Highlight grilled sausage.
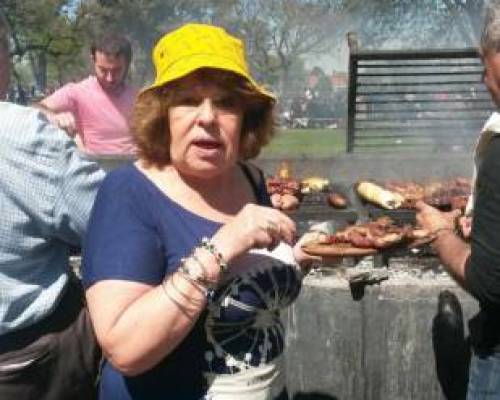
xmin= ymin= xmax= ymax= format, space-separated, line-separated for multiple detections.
xmin=270 ymin=193 xmax=282 ymax=209
xmin=327 ymin=192 xmax=348 ymax=208
xmin=280 ymin=194 xmax=300 ymax=211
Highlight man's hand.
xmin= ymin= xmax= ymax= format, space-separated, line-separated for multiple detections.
xmin=415 ymin=201 xmax=461 ymax=234
xmin=458 ymin=216 xmax=472 ymax=239
xmin=415 ymin=201 xmax=470 ymax=286
xmin=49 ymin=111 xmax=78 ymax=136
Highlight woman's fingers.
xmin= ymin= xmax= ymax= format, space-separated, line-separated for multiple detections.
xmin=212 ymin=204 xmax=297 ymax=260
xmin=260 ymin=217 xmax=294 ymax=248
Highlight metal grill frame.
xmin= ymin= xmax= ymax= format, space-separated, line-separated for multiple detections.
xmin=347 ymin=46 xmax=494 ymax=152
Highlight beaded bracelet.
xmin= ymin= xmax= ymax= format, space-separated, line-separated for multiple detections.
xmin=200 ymin=237 xmax=229 ymax=275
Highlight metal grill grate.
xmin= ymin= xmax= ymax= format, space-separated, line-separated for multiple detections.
xmin=346 ymin=45 xmax=495 ymax=152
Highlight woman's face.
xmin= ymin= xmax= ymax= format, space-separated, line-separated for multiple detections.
xmin=168 ymin=77 xmax=244 ymax=179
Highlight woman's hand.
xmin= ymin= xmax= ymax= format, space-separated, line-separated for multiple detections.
xmin=211 ymin=203 xmax=297 ymax=263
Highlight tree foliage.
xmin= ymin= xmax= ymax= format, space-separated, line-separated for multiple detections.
xmin=0 ymin=0 xmax=493 ymax=96
xmin=79 ymin=0 xmax=215 ymax=83
xmin=77 ymin=0 xmax=339 ymax=96
xmin=1 ymin=0 xmax=85 ymax=90
xmin=209 ymin=0 xmax=338 ymax=96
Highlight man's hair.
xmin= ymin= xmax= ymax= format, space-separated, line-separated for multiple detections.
xmin=481 ymin=1 xmax=500 ymax=56
xmin=91 ymin=33 xmax=132 ymax=65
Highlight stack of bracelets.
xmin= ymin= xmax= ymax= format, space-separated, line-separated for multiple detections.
xmin=170 ymin=237 xmax=229 ymax=302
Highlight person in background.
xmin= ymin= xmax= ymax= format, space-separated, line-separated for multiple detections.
xmin=82 ymin=23 xmax=320 ymax=400
xmin=0 ymin=12 xmax=104 ymax=400
xmin=15 ymin=83 xmax=26 ymax=105
xmin=37 ymin=33 xmax=137 ymax=155
xmin=416 ymin=2 xmax=500 ymax=398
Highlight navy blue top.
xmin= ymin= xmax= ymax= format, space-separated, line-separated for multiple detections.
xmin=82 ymin=164 xmax=302 ymax=399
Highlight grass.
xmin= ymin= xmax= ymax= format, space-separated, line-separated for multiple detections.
xmin=260 ymin=128 xmax=468 ymax=156
xmin=260 ymin=128 xmax=347 ymax=158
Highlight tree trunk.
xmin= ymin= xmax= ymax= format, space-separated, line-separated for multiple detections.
xmin=29 ymin=51 xmax=47 ymax=92
xmin=279 ymin=64 xmax=291 ymax=100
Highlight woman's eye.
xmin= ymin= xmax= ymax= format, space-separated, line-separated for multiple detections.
xmin=215 ymin=96 xmax=237 ymax=109
xmin=176 ymin=96 xmax=200 ymax=106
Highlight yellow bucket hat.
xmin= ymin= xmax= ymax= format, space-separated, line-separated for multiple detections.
xmin=142 ymin=23 xmax=274 ymax=100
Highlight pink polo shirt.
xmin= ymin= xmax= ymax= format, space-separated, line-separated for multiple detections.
xmin=43 ymin=76 xmax=137 ymax=155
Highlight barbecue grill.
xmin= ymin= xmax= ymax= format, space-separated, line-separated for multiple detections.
xmin=346 ymin=33 xmax=495 ymax=152
xmin=276 ymin=168 xmax=473 ymax=269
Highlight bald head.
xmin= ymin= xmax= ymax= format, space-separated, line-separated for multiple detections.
xmin=0 ymin=13 xmax=10 ymax=99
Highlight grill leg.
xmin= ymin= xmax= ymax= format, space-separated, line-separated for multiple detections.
xmin=373 ymin=253 xmax=389 ymax=268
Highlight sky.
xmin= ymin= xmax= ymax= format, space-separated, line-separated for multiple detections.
xmin=63 ymin=0 xmax=81 ymax=19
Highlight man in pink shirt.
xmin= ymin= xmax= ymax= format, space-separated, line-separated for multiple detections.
xmin=38 ymin=33 xmax=137 ymax=155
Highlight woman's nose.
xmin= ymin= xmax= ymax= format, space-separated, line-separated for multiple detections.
xmin=197 ymin=98 xmax=216 ymax=124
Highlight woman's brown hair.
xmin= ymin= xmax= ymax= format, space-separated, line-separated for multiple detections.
xmin=132 ymin=68 xmax=275 ymax=168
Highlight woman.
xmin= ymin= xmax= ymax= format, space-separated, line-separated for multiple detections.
xmin=82 ymin=23 xmax=316 ymax=400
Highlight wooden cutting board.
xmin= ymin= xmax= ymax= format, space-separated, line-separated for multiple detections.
xmin=301 ymin=242 xmax=378 ymax=257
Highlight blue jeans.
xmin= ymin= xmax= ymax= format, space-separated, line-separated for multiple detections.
xmin=467 ymin=352 xmax=500 ymax=399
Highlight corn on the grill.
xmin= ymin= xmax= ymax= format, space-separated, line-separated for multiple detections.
xmin=356 ymin=181 xmax=405 ymax=210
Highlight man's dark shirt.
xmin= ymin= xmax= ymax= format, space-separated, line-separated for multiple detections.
xmin=465 ymin=135 xmax=500 ymax=353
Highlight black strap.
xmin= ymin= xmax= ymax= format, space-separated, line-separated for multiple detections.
xmin=239 ymin=162 xmax=269 ymax=205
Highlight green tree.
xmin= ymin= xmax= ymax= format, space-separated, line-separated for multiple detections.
xmin=209 ymin=0 xmax=337 ymax=97
xmin=80 ymin=0 xmax=349 ymax=95
xmin=1 ymin=0 xmax=85 ymax=91
xmin=79 ymin=0 xmax=214 ymax=84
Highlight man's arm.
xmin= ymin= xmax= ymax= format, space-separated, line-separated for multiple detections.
xmin=35 ymin=85 xmax=78 ymax=136
xmin=431 ymin=228 xmax=471 ymax=287
xmin=417 ymin=137 xmax=500 ymax=308
xmin=462 ymin=136 xmax=500 ymax=308
xmin=415 ymin=202 xmax=470 ymax=287
xmin=52 ymin=134 xmax=104 ymax=242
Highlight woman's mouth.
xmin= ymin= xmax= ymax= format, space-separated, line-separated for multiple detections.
xmin=191 ymin=139 xmax=224 ymax=159
xmin=192 ymin=139 xmax=222 ymax=150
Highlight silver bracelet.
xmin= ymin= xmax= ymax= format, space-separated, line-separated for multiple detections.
xmin=177 ymin=256 xmax=217 ymax=302
xmin=178 ymin=257 xmax=209 ymax=284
